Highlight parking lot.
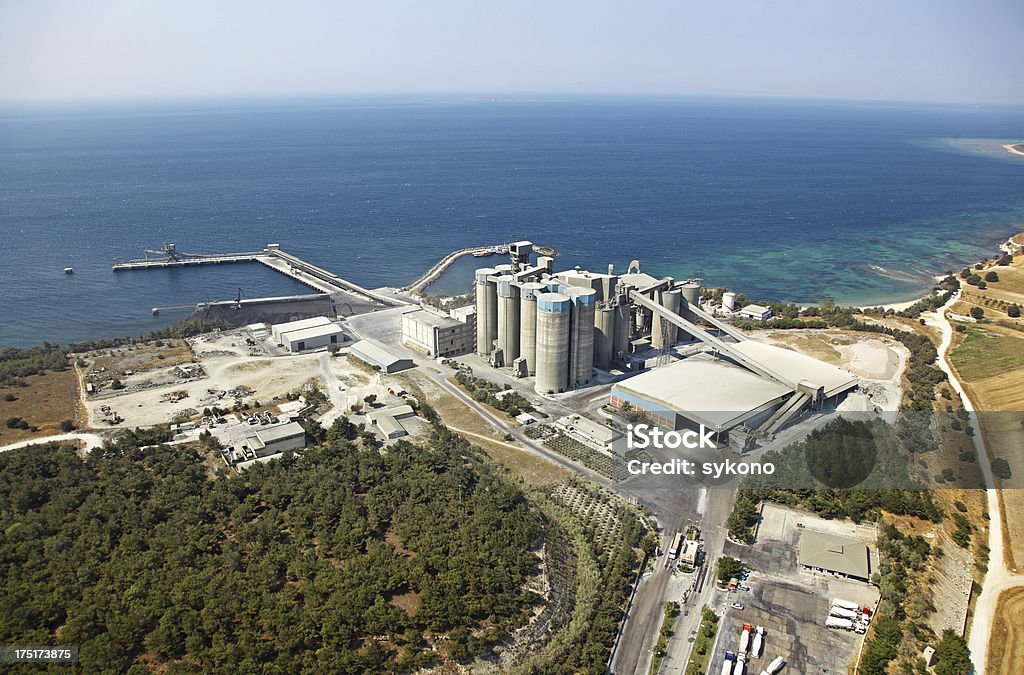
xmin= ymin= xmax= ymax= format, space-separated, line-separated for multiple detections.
xmin=706 ymin=504 xmax=880 ymax=674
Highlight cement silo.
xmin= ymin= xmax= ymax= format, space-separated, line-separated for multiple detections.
xmin=613 ymin=297 xmax=631 ymax=361
xmin=594 ymin=305 xmax=616 ymax=370
xmin=475 ymin=268 xmax=498 ymax=355
xmin=567 ymin=287 xmax=597 ymax=386
xmin=535 ymin=292 xmax=571 ymax=394
xmin=651 ymin=289 xmax=680 ymax=349
xmin=519 ymin=282 xmax=547 ymax=375
xmin=679 ymin=281 xmax=701 ymax=324
xmin=496 ymin=275 xmax=520 ymax=365
xmin=723 ymin=291 xmax=737 ymax=312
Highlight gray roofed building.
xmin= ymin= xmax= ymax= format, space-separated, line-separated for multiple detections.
xmin=349 ymin=340 xmax=415 ymax=373
xmin=798 ymin=530 xmax=872 ymax=581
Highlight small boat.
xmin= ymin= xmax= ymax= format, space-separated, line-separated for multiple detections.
xmin=472 ymin=249 xmax=494 ymax=257
xmin=64 ymin=267 xmax=74 ymax=275
xmin=495 ymin=245 xmax=509 ymax=255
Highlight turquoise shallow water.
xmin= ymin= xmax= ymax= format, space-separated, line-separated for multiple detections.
xmin=0 ymin=96 xmax=1022 ymax=347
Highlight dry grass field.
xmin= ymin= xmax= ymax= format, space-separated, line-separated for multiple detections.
xmin=0 ymin=369 xmax=81 ymax=444
xmin=949 ymin=241 xmax=1024 ymax=569
xmin=405 ymin=373 xmax=571 ymax=487
xmin=987 ymin=585 xmax=1024 ymax=675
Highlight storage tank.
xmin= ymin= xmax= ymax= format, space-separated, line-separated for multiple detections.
xmin=652 ymin=288 xmax=680 ymax=349
xmin=567 ymin=287 xmax=596 ymax=386
xmin=535 ymin=292 xmax=571 ymax=394
xmin=475 ymin=268 xmax=498 ymax=355
xmin=679 ymin=281 xmax=701 ymax=326
xmin=723 ymin=291 xmax=737 ymax=312
xmin=496 ymin=275 xmax=520 ymax=364
xmin=594 ymin=305 xmax=616 ymax=370
xmin=519 ymin=282 xmax=547 ymax=375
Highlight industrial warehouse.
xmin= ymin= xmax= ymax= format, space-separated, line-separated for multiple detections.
xmin=473 ymin=241 xmax=857 ymax=445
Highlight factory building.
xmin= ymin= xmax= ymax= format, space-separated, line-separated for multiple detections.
xmin=474 ymin=244 xmax=857 ymax=436
xmin=349 ymin=340 xmax=415 ymax=373
xmin=401 ymin=305 xmax=476 ymax=357
xmin=269 ymin=316 xmax=345 ymax=353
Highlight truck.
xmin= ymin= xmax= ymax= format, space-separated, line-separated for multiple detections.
xmin=826 ymin=616 xmax=854 ymax=630
xmin=832 ymin=598 xmax=860 ymax=612
xmin=751 ymin=626 xmax=764 ymax=657
xmin=736 ymin=653 xmax=747 ymax=675
xmin=829 ymin=606 xmax=859 ymax=621
xmin=739 ymin=624 xmax=752 ymax=653
xmin=766 ymin=655 xmax=786 ymax=674
xmin=721 ymin=650 xmax=737 ymax=675
xmin=669 ymin=532 xmax=684 ymax=560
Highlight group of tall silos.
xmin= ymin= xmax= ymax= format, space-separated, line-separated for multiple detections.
xmin=475 ymin=264 xmax=698 ymax=394
xmin=476 ymin=268 xmax=601 ymax=395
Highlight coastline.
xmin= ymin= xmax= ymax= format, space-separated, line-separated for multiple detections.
xmin=1003 ymin=143 xmax=1024 ymax=158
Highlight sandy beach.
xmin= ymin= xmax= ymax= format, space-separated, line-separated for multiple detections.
xmin=1003 ymin=143 xmax=1024 ymax=158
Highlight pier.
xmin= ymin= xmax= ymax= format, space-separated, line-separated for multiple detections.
xmin=405 ymin=244 xmax=503 ymax=294
xmin=113 ymin=243 xmax=406 ymax=308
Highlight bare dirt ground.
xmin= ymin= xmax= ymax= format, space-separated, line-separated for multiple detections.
xmin=80 ymin=331 xmax=395 ymax=430
xmin=0 ymin=369 xmax=81 ymax=444
xmin=988 ymin=585 xmax=1024 ymax=675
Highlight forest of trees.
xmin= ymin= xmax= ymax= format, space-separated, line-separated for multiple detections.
xmin=0 ymin=344 xmax=68 ymax=387
xmin=0 ymin=422 xmax=543 ymax=672
xmin=726 ymin=417 xmax=943 ymax=541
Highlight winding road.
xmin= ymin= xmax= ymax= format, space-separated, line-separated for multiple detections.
xmin=923 ymin=293 xmax=1024 ymax=674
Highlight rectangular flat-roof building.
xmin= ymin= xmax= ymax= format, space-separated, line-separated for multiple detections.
xmin=401 ymin=307 xmax=475 ymax=357
xmin=556 ymin=414 xmax=622 ymax=451
xmin=798 ymin=530 xmax=872 ymax=582
xmin=349 ymin=340 xmax=415 ymax=373
xmin=280 ymin=323 xmax=345 ymax=353
xmin=271 ymin=316 xmax=333 ymax=344
xmin=245 ymin=421 xmax=306 ymax=458
xmin=737 ymin=304 xmax=772 ymax=320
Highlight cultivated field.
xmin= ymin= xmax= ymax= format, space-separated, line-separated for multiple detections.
xmin=987 ymin=586 xmax=1024 ymax=675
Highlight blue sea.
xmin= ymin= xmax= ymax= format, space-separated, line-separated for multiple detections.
xmin=1 ymin=95 xmax=1022 ymax=348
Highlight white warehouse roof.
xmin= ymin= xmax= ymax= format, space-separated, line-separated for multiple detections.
xmin=282 ymin=323 xmax=343 ymax=343
xmin=349 ymin=340 xmax=415 ymax=373
xmin=613 ymin=354 xmax=791 ymax=432
xmin=271 ymin=316 xmax=333 ymax=342
xmin=730 ymin=341 xmax=858 ymax=398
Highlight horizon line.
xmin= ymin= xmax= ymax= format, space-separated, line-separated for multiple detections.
xmin=1 ymin=90 xmax=1023 ymax=110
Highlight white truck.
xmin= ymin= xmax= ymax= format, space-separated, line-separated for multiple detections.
xmin=766 ymin=655 xmax=786 ymax=674
xmin=832 ymin=598 xmax=860 ymax=612
xmin=826 ymin=616 xmax=854 ymax=630
xmin=736 ymin=653 xmax=748 ymax=675
xmin=721 ymin=650 xmax=737 ymax=675
xmin=739 ymin=624 xmax=752 ymax=653
xmin=829 ymin=606 xmax=859 ymax=621
xmin=751 ymin=626 xmax=764 ymax=657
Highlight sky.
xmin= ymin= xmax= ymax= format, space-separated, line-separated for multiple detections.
xmin=1 ymin=0 xmax=1022 ymax=105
